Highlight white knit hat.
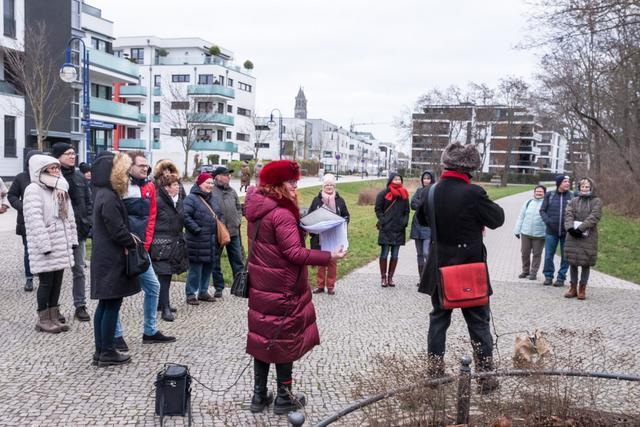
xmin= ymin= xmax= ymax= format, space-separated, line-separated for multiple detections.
xmin=322 ymin=173 xmax=336 ymax=186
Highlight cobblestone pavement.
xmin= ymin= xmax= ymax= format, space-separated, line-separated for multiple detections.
xmin=0 ymin=191 xmax=638 ymax=426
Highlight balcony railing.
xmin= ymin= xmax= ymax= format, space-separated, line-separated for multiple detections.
xmin=88 ymin=48 xmax=139 ymax=78
xmin=91 ymin=97 xmax=146 ymax=122
xmin=152 ymin=141 xmax=161 ymax=150
xmin=152 ymin=114 xmax=161 ymax=123
xmin=191 ymin=140 xmax=238 ymax=152
xmin=153 ymin=87 xmax=162 ymax=96
xmin=118 ymin=139 xmax=147 ymax=150
xmin=187 ymin=84 xmax=235 ymax=98
xmin=119 ymin=86 xmax=147 ymax=97
xmin=187 ymin=112 xmax=234 ymax=126
xmin=154 ymin=55 xmax=250 ymax=74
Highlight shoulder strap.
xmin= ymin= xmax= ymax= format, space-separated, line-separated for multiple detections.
xmin=198 ymin=195 xmax=217 ymax=219
xmin=427 ymin=183 xmax=438 ymax=268
xmin=383 ymin=198 xmax=397 ymax=215
xmin=525 ymin=199 xmax=532 ymax=210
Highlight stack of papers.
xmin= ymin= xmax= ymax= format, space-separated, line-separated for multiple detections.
xmin=300 ymin=207 xmax=349 ymax=251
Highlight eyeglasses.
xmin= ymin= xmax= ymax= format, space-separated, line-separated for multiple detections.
xmin=62 ymin=151 xmax=76 ymax=157
xmin=47 ymin=165 xmax=61 ymax=171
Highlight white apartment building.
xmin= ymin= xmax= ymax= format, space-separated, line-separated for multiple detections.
xmin=113 ymin=35 xmax=256 ymax=174
xmin=538 ymin=130 xmax=567 ymax=173
xmin=0 ymin=0 xmax=25 ymax=176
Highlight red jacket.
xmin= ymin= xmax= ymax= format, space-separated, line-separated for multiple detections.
xmin=244 ymin=188 xmax=331 ymax=364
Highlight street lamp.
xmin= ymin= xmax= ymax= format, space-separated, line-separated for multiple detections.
xmin=267 ymin=108 xmax=283 ymax=160
xmin=334 ymin=128 xmax=340 ymax=180
xmin=60 ymin=37 xmax=91 ymax=163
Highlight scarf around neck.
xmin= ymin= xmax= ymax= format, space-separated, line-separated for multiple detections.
xmin=384 ymin=182 xmax=409 ymax=201
xmin=321 ymin=191 xmax=336 ymax=212
xmin=441 ymin=170 xmax=471 ymax=184
xmin=39 ymin=172 xmax=70 ymax=219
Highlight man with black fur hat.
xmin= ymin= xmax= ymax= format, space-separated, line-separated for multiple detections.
xmin=539 ymin=174 xmax=574 ymax=287
xmin=417 ymin=142 xmax=504 ymax=392
xmin=51 ymin=142 xmax=93 ymax=322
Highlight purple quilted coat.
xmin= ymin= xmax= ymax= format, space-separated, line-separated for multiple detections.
xmin=244 ymin=188 xmax=331 ymax=364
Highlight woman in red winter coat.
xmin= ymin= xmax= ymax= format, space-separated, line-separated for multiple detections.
xmin=243 ymin=160 xmax=347 ymax=415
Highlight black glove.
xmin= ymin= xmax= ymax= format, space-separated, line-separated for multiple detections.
xmin=568 ymin=228 xmax=581 ymax=238
xmin=574 ymin=228 xmax=583 ymax=237
xmin=72 ymin=245 xmax=78 ymax=250
xmin=515 ymin=234 xmax=520 ymax=239
xmin=44 ymin=251 xmax=51 ymax=255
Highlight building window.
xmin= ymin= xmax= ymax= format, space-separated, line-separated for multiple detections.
xmin=71 ymin=0 xmax=81 ymax=30
xmin=170 ymin=128 xmax=187 ymax=137
xmin=197 ymin=129 xmax=213 ymax=141
xmin=153 ymin=128 xmax=160 ymax=142
xmin=256 ymin=142 xmax=269 ymax=149
xmin=238 ymin=82 xmax=252 ymax=92
xmin=227 ymin=105 xmax=233 ymax=113
xmin=227 ymin=78 xmax=233 ymax=87
xmin=126 ymin=127 xmax=140 ymax=139
xmin=323 ymin=151 xmax=333 ymax=158
xmin=4 ymin=115 xmax=16 ymax=157
xmin=153 ymin=75 xmax=161 ymax=88
xmin=226 ymin=131 xmax=231 ymax=140
xmin=71 ymin=89 xmax=80 ymax=133
xmin=217 ymin=103 xmax=224 ymax=114
xmin=198 ymin=74 xmax=214 ymax=85
xmin=91 ymin=37 xmax=112 ymax=53
xmin=218 ymin=75 xmax=224 ymax=86
xmin=217 ymin=129 xmax=223 ymax=141
xmin=3 ymin=0 xmax=16 ymax=38
xmin=197 ymin=102 xmax=213 ymax=113
xmin=171 ymin=74 xmax=190 ymax=83
xmin=130 ymin=48 xmax=144 ymax=64
xmin=170 ymin=101 xmax=189 ymax=110
xmin=153 ymin=102 xmax=160 ymax=115
xmin=91 ymin=83 xmax=112 ymax=100
xmin=237 ymin=107 xmax=251 ymax=117
xmin=236 ymin=132 xmax=249 ymax=142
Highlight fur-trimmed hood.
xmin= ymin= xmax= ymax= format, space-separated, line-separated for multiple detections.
xmin=92 ymin=151 xmax=132 ymax=197
xmin=153 ymin=159 xmax=180 ymax=181
xmin=576 ymin=177 xmax=597 ymax=197
xmin=441 ymin=143 xmax=481 ymax=173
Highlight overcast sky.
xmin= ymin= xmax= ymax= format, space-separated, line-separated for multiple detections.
xmin=91 ymin=0 xmax=539 ymax=150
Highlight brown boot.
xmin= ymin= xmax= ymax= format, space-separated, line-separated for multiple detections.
xmin=379 ymin=258 xmax=388 ymax=287
xmin=35 ymin=309 xmax=62 ymax=334
xmin=577 ymin=283 xmax=587 ymax=300
xmin=387 ymin=259 xmax=398 ymax=287
xmin=564 ymin=283 xmax=578 ymax=298
xmin=49 ymin=307 xmax=70 ymax=332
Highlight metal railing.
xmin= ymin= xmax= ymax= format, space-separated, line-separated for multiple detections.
xmin=284 ymin=356 xmax=640 ymax=427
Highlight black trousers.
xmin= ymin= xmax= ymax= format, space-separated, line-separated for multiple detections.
xmin=427 ymin=291 xmax=494 ymax=368
xmin=253 ymin=358 xmax=293 ymax=385
xmin=158 ymin=274 xmax=172 ymax=308
xmin=37 ymin=269 xmax=64 ymax=311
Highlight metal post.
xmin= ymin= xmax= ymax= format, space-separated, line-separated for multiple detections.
xmin=83 ymin=48 xmax=91 ymax=163
xmin=278 ymin=114 xmax=283 ymax=160
xmin=455 ymin=355 xmax=472 ymax=425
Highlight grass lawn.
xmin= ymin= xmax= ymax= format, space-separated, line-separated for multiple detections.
xmin=594 ymin=208 xmax=640 ymax=285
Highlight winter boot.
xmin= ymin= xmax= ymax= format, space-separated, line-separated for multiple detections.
xmin=417 ymin=262 xmax=425 ymax=286
xmin=387 ymin=259 xmax=398 ymax=287
xmin=250 ymin=361 xmax=273 ymax=413
xmin=35 ymin=309 xmax=62 ymax=334
xmin=564 ymin=282 xmax=578 ymax=298
xmin=379 ymin=258 xmax=388 ymax=287
xmin=476 ymin=356 xmax=500 ymax=394
xmin=24 ymin=277 xmax=34 ymax=292
xmin=273 ymin=381 xmax=306 ymax=415
xmin=577 ymin=283 xmax=587 ymax=300
xmin=49 ymin=307 xmax=70 ymax=332
xmin=98 ymin=349 xmax=131 ymax=367
xmin=161 ymin=306 xmax=175 ymax=322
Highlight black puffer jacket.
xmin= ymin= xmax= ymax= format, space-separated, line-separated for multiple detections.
xmin=539 ymin=189 xmax=574 ymax=237
xmin=374 ymin=173 xmax=410 ymax=246
xmin=183 ymin=186 xmax=224 ymax=264
xmin=307 ymin=191 xmax=350 ymax=250
xmin=61 ymin=165 xmax=93 ymax=240
xmin=150 ymin=186 xmax=187 ymax=275
xmin=7 ymin=150 xmax=41 ymax=236
xmin=90 ymin=151 xmax=140 ymax=300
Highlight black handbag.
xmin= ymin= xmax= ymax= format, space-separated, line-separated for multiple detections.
xmin=231 ymin=219 xmax=262 ymax=298
xmin=125 ymin=233 xmax=150 ymax=277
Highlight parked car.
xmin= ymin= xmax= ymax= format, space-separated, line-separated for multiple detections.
xmin=194 ymin=164 xmax=222 ymax=175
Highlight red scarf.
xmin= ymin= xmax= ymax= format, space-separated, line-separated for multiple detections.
xmin=384 ymin=182 xmax=409 ymax=201
xmin=441 ymin=170 xmax=471 ymax=184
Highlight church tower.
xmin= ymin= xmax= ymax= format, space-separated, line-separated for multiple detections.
xmin=294 ymin=87 xmax=307 ymax=119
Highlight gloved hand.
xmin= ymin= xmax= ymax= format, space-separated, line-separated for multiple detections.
xmin=568 ymin=228 xmax=582 ymax=238
xmin=44 ymin=251 xmax=51 ymax=255
xmin=515 ymin=234 xmax=520 ymax=239
xmin=72 ymin=245 xmax=78 ymax=250
xmin=573 ymin=228 xmax=583 ymax=237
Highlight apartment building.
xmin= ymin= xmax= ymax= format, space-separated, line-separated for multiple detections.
xmin=538 ymin=130 xmax=567 ymax=174
xmin=113 ymin=35 xmax=256 ymax=172
xmin=412 ymin=103 xmax=544 ymax=175
xmin=0 ymin=0 xmax=25 ymax=176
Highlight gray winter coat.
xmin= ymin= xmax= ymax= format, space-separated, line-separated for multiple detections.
xmin=211 ymin=183 xmax=242 ymax=237
xmin=564 ymin=179 xmax=603 ymax=267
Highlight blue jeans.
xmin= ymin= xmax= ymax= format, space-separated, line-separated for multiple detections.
xmin=186 ymin=262 xmax=213 ymax=297
xmin=94 ymin=298 xmax=122 ymax=352
xmin=212 ymin=235 xmax=245 ymax=291
xmin=21 ymin=234 xmax=33 ymax=279
xmin=543 ymin=233 xmax=568 ymax=281
xmin=115 ymin=255 xmax=159 ymax=337
xmin=380 ymin=244 xmax=400 ymax=260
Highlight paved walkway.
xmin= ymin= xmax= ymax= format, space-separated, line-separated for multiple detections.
xmin=0 ymin=190 xmax=637 ymax=426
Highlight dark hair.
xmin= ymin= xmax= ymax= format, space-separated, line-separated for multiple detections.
xmin=158 ymin=173 xmax=179 ymax=188
xmin=127 ymin=150 xmax=147 ymax=165
xmin=535 ymin=185 xmax=547 ymax=193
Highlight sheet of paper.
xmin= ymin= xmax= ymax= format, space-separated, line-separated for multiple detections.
xmin=319 ymin=221 xmax=349 ymax=252
xmin=573 ymin=221 xmax=583 ymax=229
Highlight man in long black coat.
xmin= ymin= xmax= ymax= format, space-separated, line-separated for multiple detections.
xmin=417 ymin=143 xmax=504 ymax=391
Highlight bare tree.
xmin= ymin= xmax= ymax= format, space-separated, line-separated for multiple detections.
xmin=245 ymin=114 xmax=270 ymax=161
xmin=284 ymin=123 xmax=306 ymax=160
xmin=497 ymin=77 xmax=530 ymax=186
xmin=2 ymin=21 xmax=72 ymax=151
xmin=162 ymin=83 xmax=200 ymax=177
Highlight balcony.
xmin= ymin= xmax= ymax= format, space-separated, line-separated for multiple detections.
xmin=155 ymin=56 xmax=250 ymax=74
xmin=152 ymin=141 xmax=161 ymax=150
xmin=152 ymin=114 xmax=161 ymax=123
xmin=187 ymin=112 xmax=234 ymax=126
xmin=187 ymin=85 xmax=235 ymax=99
xmin=153 ymin=87 xmax=162 ymax=96
xmin=88 ymin=48 xmax=139 ymax=79
xmin=91 ymin=97 xmax=146 ymax=122
xmin=118 ymin=139 xmax=147 ymax=150
xmin=119 ymin=86 xmax=147 ymax=97
xmin=191 ymin=140 xmax=238 ymax=152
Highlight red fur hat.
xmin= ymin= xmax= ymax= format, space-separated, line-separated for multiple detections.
xmin=259 ymin=160 xmax=301 ymax=186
